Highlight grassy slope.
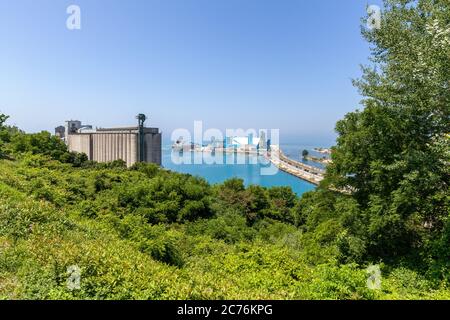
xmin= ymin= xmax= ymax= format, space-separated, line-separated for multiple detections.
xmin=0 ymin=159 xmax=448 ymax=300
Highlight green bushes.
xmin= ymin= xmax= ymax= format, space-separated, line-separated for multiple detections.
xmin=0 ymin=114 xmax=10 ymax=159
xmin=115 ymin=174 xmax=212 ymax=224
xmin=0 ymin=119 xmax=90 ymax=167
xmin=139 ymin=227 xmax=184 ymax=267
xmin=186 ymin=212 xmax=257 ymax=244
xmin=130 ymin=162 xmax=161 ymax=178
xmin=0 ymin=156 xmax=449 ymax=299
xmin=10 ymin=131 xmax=69 ymax=162
xmin=1 ymin=153 xmax=448 ymax=299
xmin=307 ymin=264 xmax=377 ymax=300
xmin=216 ymin=180 xmax=301 ymax=226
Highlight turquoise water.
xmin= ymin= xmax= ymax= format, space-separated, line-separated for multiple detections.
xmin=280 ymin=144 xmax=329 ymax=170
xmin=162 ymin=147 xmax=316 ymax=196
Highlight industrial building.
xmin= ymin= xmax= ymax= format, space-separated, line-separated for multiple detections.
xmin=57 ymin=114 xmax=162 ymax=167
xmin=224 ymin=131 xmax=269 ymax=152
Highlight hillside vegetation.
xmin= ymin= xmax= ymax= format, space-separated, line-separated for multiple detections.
xmin=0 ymin=0 xmax=449 ymax=299
xmin=0 ymin=156 xmax=448 ymax=299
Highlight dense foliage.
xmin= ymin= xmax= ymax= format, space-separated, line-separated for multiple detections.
xmin=320 ymin=0 xmax=450 ymax=272
xmin=0 ymin=0 xmax=448 ymax=299
xmin=0 ymin=154 xmax=448 ymax=299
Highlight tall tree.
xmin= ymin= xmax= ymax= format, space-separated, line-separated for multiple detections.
xmin=0 ymin=113 xmax=10 ymax=159
xmin=325 ymin=0 xmax=449 ymax=261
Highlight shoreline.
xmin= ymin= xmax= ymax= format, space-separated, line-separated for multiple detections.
xmin=170 ymin=145 xmax=326 ymax=186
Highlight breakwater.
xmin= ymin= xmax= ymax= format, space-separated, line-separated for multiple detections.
xmin=267 ymin=145 xmax=325 ymax=185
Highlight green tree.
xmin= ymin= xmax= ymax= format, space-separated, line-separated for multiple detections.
xmin=0 ymin=114 xmax=8 ymax=127
xmin=217 ymin=178 xmax=247 ymax=208
xmin=244 ymin=185 xmax=270 ymax=224
xmin=302 ymin=149 xmax=309 ymax=159
xmin=0 ymin=114 xmax=10 ymax=159
xmin=5 ymin=127 xmax=90 ymax=166
xmin=325 ymin=0 xmax=449 ymax=263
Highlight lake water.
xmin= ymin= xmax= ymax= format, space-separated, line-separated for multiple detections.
xmin=162 ymin=145 xmax=319 ymax=196
xmin=279 ymin=144 xmax=330 ymax=170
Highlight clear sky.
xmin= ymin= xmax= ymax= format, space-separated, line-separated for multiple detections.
xmin=0 ymin=0 xmax=383 ymax=146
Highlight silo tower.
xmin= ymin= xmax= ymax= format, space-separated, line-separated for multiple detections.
xmin=137 ymin=114 xmax=147 ymax=162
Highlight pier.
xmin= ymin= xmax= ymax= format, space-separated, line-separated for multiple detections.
xmin=172 ymin=142 xmax=327 ymax=186
xmin=268 ymin=145 xmax=325 ymax=185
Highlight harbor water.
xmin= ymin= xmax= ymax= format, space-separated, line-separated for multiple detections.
xmin=162 ymin=145 xmax=319 ymax=196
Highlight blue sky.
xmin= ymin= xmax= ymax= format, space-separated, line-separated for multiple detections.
xmin=0 ymin=0 xmax=382 ymax=146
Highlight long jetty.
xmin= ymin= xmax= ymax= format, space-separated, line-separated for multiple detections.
xmin=267 ymin=145 xmax=325 ymax=185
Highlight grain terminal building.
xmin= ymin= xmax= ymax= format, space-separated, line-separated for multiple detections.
xmin=57 ymin=114 xmax=162 ymax=167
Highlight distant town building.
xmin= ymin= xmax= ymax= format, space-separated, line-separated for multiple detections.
xmin=223 ymin=132 xmax=269 ymax=151
xmin=58 ymin=120 xmax=93 ymax=142
xmin=56 ymin=114 xmax=162 ymax=167
xmin=54 ymin=126 xmax=65 ymax=140
xmin=259 ymin=131 xmax=267 ymax=150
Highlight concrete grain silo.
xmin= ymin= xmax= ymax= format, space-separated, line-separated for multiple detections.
xmin=64 ymin=114 xmax=162 ymax=167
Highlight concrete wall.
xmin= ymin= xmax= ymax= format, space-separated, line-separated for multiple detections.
xmin=144 ymin=132 xmax=162 ymax=165
xmin=68 ymin=134 xmax=91 ymax=158
xmin=91 ymin=133 xmax=138 ymax=167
